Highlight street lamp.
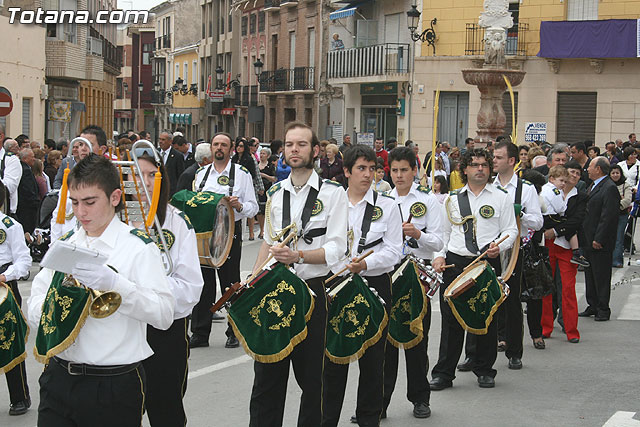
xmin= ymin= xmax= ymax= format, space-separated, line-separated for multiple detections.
xmin=254 ymin=58 xmax=263 ymax=77
xmin=123 ymin=82 xmax=129 ymax=94
xmin=406 ymin=4 xmax=437 ymax=55
xmin=215 ymin=66 xmax=241 ymax=90
xmin=138 ymin=82 xmax=144 ymax=93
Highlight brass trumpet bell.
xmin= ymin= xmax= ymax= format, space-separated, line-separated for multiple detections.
xmin=62 ymin=275 xmax=122 ymax=318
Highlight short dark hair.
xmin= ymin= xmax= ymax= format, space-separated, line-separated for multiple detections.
xmin=564 ymin=159 xmax=581 ymax=171
xmin=44 ymin=139 xmax=56 ymax=150
xmin=570 ymin=141 xmax=586 ymax=154
xmin=629 ymin=133 xmax=636 ymax=140
xmin=405 ymin=139 xmax=414 ymax=147
xmin=56 ymin=140 xmax=68 ymax=151
xmin=623 ymin=146 xmax=636 ymax=160
xmin=212 ymin=132 xmax=233 ymax=145
xmin=587 ymin=146 xmax=600 ymax=156
xmin=173 ymin=135 xmax=188 ymax=146
xmin=496 ymin=135 xmax=507 ymax=143
xmin=270 ymin=139 xmax=283 ymax=154
xmin=81 ymin=125 xmax=107 ymax=147
xmin=584 ymin=140 xmax=594 ymax=148
xmin=459 ymin=148 xmax=493 ymax=184
xmin=495 ymin=140 xmax=518 ymax=160
xmin=519 ymin=144 xmax=529 ymax=153
xmin=465 ymin=137 xmax=474 ymax=146
xmin=343 ymin=144 xmax=376 ymax=173
xmin=388 ymin=146 xmax=417 ymax=169
xmin=68 ymin=154 xmax=123 ymax=212
xmin=605 ymin=141 xmax=615 ymax=148
xmin=284 ymin=121 xmax=320 ymax=147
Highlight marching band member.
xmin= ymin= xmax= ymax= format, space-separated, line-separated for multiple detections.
xmin=0 ymin=181 xmax=32 ymax=416
xmin=250 ymin=121 xmax=348 ymax=426
xmin=382 ymin=147 xmax=444 ymax=419
xmin=190 ymin=132 xmax=258 ymax=349
xmin=135 ymin=151 xmax=204 ymax=427
xmin=430 ymin=148 xmax=517 ymax=390
xmin=26 ymin=155 xmax=174 ymax=426
xmin=322 ymin=144 xmax=403 ymax=427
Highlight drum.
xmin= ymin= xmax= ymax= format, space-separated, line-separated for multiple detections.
xmin=443 ymin=261 xmax=509 ymax=335
xmin=227 ymin=263 xmax=315 ymax=363
xmin=325 ymin=274 xmax=388 ymax=364
xmin=170 ymin=190 xmax=235 ymax=268
xmin=0 ymin=284 xmax=30 ymax=374
xmin=388 ymin=258 xmax=430 ymax=349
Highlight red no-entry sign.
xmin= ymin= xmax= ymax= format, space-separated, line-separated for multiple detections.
xmin=0 ymin=92 xmax=13 ymax=117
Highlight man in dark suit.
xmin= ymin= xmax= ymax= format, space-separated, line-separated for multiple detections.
xmin=16 ymin=149 xmax=40 ymax=234
xmin=580 ymin=157 xmax=620 ymax=321
xmin=177 ymin=143 xmax=212 ymax=192
xmin=158 ymin=130 xmax=185 ymax=196
xmin=173 ymin=135 xmax=195 ymax=169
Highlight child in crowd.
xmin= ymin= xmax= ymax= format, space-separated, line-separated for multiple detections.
xmin=432 ymin=175 xmax=448 ymax=204
xmin=541 ymin=165 xmax=590 ymax=267
xmin=372 ymin=161 xmax=391 ymax=193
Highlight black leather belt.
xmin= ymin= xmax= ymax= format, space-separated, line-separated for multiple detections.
xmin=53 ymin=357 xmax=140 ymax=377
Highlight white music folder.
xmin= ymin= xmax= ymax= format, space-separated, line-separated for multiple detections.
xmin=40 ymin=240 xmax=108 ymax=275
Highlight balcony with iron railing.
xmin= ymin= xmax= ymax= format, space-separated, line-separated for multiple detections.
xmin=241 ymin=85 xmax=249 ymax=106
xmin=327 ymin=43 xmax=410 ymax=83
xmin=156 ymin=34 xmax=171 ymax=50
xmin=465 ymin=23 xmax=529 ymax=57
xmin=259 ymin=67 xmax=315 ymax=92
xmin=250 ymin=85 xmax=258 ymax=106
xmin=234 ymin=86 xmax=242 ymax=106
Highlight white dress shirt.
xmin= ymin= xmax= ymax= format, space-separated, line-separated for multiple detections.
xmin=161 ymin=148 xmax=170 ymax=165
xmin=494 ymin=173 xmax=543 ymax=237
xmin=0 ymin=213 xmax=32 ymax=281
xmin=265 ymin=170 xmax=348 ymax=280
xmin=334 ymin=188 xmax=403 ymax=276
xmin=390 ymin=182 xmax=444 ymax=260
xmin=50 ymin=191 xmax=78 ymax=242
xmin=193 ymin=160 xmax=258 ymax=221
xmin=541 ymin=182 xmax=566 ymax=215
xmin=161 ymin=205 xmax=204 ymax=319
xmin=552 ymin=186 xmax=578 ymax=250
xmin=27 ymin=215 xmax=175 ymax=365
xmin=0 ymin=150 xmax=23 ymax=213
xmin=437 ymin=183 xmax=518 ymax=259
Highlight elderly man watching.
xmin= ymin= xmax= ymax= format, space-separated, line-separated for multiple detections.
xmin=1 ymin=139 xmax=23 ymax=215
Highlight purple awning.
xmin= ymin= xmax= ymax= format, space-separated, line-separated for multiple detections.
xmin=538 ymin=19 xmax=639 ymax=59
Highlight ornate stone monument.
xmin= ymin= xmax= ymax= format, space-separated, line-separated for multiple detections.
xmin=462 ymin=0 xmax=525 ymax=143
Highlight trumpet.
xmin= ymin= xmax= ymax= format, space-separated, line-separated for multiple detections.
xmin=62 ymin=275 xmax=122 ymax=319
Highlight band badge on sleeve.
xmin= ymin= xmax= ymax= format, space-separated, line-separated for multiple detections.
xmin=311 ymin=199 xmax=324 ymax=216
xmin=410 ymin=202 xmax=427 ymax=218
xmin=157 ymin=229 xmax=175 ymax=252
xmin=479 ymin=205 xmax=495 ymax=219
xmin=218 ymin=175 xmax=230 ymax=186
xmin=553 ymin=188 xmax=560 ymax=195
xmin=0 ymin=229 xmax=6 ymax=244
xmin=372 ymin=206 xmax=383 ymax=222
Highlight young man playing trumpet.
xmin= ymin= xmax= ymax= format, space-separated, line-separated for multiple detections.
xmin=27 ymin=155 xmax=175 ymax=426
xmin=430 ymin=148 xmax=517 ymax=390
xmin=382 ymin=146 xmax=444 ymax=419
xmin=249 ymin=121 xmax=348 ymax=426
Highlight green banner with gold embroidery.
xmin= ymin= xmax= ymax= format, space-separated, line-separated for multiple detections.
xmin=228 ymin=263 xmax=314 ymax=363
xmin=34 ymin=272 xmax=91 ymax=363
xmin=0 ymin=286 xmax=29 ymax=374
xmin=170 ymin=190 xmax=225 ymax=233
xmin=388 ymin=261 xmax=428 ymax=349
xmin=325 ymin=274 xmax=388 ymax=364
xmin=446 ymin=262 xmax=506 ymax=335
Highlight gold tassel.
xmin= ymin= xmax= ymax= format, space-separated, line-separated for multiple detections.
xmin=55 ymin=167 xmax=71 ymax=224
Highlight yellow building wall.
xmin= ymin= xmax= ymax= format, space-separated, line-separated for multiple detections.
xmin=79 ymin=74 xmax=116 ymax=140
xmin=421 ymin=0 xmax=640 ymax=57
xmin=172 ymin=51 xmax=204 ymax=109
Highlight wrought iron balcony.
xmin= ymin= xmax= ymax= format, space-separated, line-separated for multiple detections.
xmin=259 ymin=67 xmax=315 ymax=92
xmin=465 ymin=23 xmax=528 ymax=57
xmin=327 ymin=43 xmax=410 ymax=80
xmin=264 ymin=0 xmax=280 ymax=11
xmin=234 ymin=86 xmax=242 ymax=106
xmin=241 ymin=85 xmax=249 ymax=106
xmin=250 ymin=85 xmax=258 ymax=106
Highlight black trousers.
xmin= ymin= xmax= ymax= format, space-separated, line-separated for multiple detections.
xmin=496 ymin=250 xmax=524 ymax=359
xmin=38 ymin=361 xmax=146 ymax=427
xmin=4 ymin=280 xmax=29 ymax=405
xmin=383 ymin=299 xmax=431 ymax=411
xmin=584 ymin=247 xmax=613 ymax=317
xmin=143 ymin=317 xmax=189 ymax=427
xmin=526 ymin=299 xmax=543 ymax=339
xmin=249 ymin=277 xmax=328 ymax=427
xmin=432 ymin=253 xmax=500 ymax=381
xmin=191 ymin=221 xmax=242 ymax=339
xmin=322 ymin=273 xmax=392 ymax=427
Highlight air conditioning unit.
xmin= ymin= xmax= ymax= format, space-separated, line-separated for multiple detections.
xmin=40 ymin=84 xmax=49 ymax=100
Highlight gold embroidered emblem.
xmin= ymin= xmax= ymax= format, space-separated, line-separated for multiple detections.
xmin=410 ymin=202 xmax=427 ymax=218
xmin=371 ymin=206 xmax=383 ymax=222
xmin=311 ymin=199 xmax=323 ymax=216
xmin=479 ymin=205 xmax=495 ymax=219
xmin=218 ymin=175 xmax=230 ymax=186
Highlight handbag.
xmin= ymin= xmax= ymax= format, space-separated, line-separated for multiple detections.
xmin=520 ymin=239 xmax=553 ymax=302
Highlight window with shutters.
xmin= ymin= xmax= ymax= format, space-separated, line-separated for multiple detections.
xmin=250 ymin=13 xmax=257 ymax=34
xmin=356 ymin=20 xmax=378 ymax=47
xmin=556 ymin=92 xmax=597 ymax=144
xmin=241 ymin=16 xmax=248 ymax=36
xmin=258 ymin=11 xmax=265 ymax=33
xmin=567 ymin=0 xmax=598 ymax=21
xmin=22 ymin=98 xmax=31 ymax=136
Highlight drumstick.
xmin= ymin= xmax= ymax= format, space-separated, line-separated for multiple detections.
xmin=324 ymin=249 xmax=374 ymax=285
xmin=405 ymin=213 xmax=413 ymax=224
xmin=443 ymin=264 xmax=455 ymax=269
xmin=468 ymin=235 xmax=510 ymax=268
xmin=245 ymin=231 xmax=297 ymax=284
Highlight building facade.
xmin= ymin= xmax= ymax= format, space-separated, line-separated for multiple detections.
xmin=168 ymin=45 xmax=203 ymax=141
xmin=411 ymin=0 xmax=640 ymax=149
xmin=0 ymin=13 xmax=47 ymax=141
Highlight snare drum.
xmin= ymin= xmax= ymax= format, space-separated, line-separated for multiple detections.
xmin=0 ymin=283 xmax=30 ymax=374
xmin=443 ymin=261 xmax=509 ymax=335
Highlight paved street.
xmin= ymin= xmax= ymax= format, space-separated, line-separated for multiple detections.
xmin=2 ymin=230 xmax=640 ymax=427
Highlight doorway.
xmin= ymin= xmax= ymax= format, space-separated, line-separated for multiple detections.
xmin=437 ymin=92 xmax=469 ymax=147
xmin=361 ymin=107 xmax=397 ymax=144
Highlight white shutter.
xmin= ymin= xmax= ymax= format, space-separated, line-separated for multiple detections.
xmin=22 ymin=98 xmax=31 ymax=136
xmin=568 ymin=0 xmax=598 ymax=21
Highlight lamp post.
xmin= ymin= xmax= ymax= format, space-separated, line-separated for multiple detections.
xmin=137 ymin=82 xmax=144 ymax=132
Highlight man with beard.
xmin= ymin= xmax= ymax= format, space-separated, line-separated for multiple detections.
xmin=189 ymin=133 xmax=258 ymax=349
xmin=430 ymin=148 xmax=517 ymax=390
xmin=249 ymin=121 xmax=348 ymax=426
